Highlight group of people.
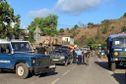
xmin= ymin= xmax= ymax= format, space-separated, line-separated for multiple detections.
xmin=35 ymin=43 xmax=92 ymax=65
xmin=73 ymin=48 xmax=91 ymax=65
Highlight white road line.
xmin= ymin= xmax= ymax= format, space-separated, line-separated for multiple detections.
xmin=51 ymin=78 xmax=60 ymax=84
xmin=62 ymin=70 xmax=70 ymax=76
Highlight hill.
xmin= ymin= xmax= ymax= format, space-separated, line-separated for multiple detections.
xmin=59 ymin=13 xmax=126 ymax=48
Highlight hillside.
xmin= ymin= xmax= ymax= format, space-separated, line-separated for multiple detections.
xmin=60 ymin=13 xmax=126 ymax=48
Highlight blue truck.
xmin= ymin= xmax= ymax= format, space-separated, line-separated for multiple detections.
xmin=107 ymin=33 xmax=126 ymax=71
xmin=0 ymin=40 xmax=56 ymax=78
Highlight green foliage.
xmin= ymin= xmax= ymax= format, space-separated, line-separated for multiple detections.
xmin=101 ymin=20 xmax=110 ymax=34
xmin=87 ymin=22 xmax=94 ymax=28
xmin=28 ymin=14 xmax=58 ymax=42
xmin=73 ymin=24 xmax=79 ymax=30
xmin=101 ymin=27 xmax=108 ymax=34
xmin=85 ymin=37 xmax=96 ymax=46
xmin=111 ymin=26 xmax=115 ymax=30
xmin=123 ymin=12 xmax=126 ymax=17
xmin=59 ymin=28 xmax=64 ymax=33
xmin=121 ymin=26 xmax=126 ymax=32
xmin=27 ymin=32 xmax=35 ymax=42
xmin=0 ymin=0 xmax=20 ymax=39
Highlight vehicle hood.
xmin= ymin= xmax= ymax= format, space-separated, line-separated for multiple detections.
xmin=13 ymin=53 xmax=47 ymax=59
xmin=49 ymin=53 xmax=66 ymax=59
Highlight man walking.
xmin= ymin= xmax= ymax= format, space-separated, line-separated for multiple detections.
xmin=75 ymin=48 xmax=82 ymax=64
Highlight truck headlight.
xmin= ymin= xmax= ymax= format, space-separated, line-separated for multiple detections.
xmin=114 ymin=52 xmax=119 ymax=56
xmin=32 ymin=59 xmax=36 ymax=64
xmin=60 ymin=56 xmax=65 ymax=59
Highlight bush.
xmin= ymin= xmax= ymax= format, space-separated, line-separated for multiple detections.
xmin=121 ymin=26 xmax=126 ymax=32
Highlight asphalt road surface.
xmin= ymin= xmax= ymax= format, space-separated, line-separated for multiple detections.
xmin=0 ymin=56 xmax=126 ymax=84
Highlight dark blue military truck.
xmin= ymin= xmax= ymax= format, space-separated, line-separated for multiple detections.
xmin=107 ymin=34 xmax=126 ymax=71
xmin=0 ymin=40 xmax=56 ymax=78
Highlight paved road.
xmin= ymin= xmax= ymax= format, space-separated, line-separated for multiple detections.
xmin=0 ymin=56 xmax=125 ymax=84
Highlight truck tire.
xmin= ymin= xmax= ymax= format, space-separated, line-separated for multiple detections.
xmin=110 ymin=62 xmax=116 ymax=71
xmin=16 ymin=63 xmax=29 ymax=79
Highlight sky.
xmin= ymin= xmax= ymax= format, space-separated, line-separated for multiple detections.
xmin=6 ymin=0 xmax=126 ymax=29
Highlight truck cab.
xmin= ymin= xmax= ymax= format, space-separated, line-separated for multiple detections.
xmin=107 ymin=34 xmax=126 ymax=71
xmin=0 ymin=40 xmax=56 ymax=78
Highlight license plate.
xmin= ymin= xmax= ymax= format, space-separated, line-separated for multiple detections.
xmin=49 ymin=65 xmax=56 ymax=68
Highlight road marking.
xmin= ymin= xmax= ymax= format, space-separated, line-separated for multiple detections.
xmin=51 ymin=78 xmax=60 ymax=84
xmin=62 ymin=70 xmax=70 ymax=76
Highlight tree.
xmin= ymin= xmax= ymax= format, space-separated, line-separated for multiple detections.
xmin=101 ymin=20 xmax=110 ymax=34
xmin=0 ymin=0 xmax=20 ymax=39
xmin=121 ymin=26 xmax=126 ymax=32
xmin=87 ymin=22 xmax=94 ymax=28
xmin=41 ymin=15 xmax=58 ymax=36
xmin=28 ymin=14 xmax=58 ymax=42
xmin=73 ymin=24 xmax=79 ymax=30
xmin=123 ymin=12 xmax=126 ymax=17
xmin=59 ymin=28 xmax=64 ymax=33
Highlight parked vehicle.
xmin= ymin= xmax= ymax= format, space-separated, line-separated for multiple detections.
xmin=49 ymin=48 xmax=73 ymax=66
xmin=0 ymin=39 xmax=56 ymax=78
xmin=107 ymin=33 xmax=126 ymax=71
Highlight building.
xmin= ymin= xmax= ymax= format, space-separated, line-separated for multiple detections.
xmin=62 ymin=36 xmax=74 ymax=45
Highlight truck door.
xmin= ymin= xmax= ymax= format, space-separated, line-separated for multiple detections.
xmin=0 ymin=43 xmax=14 ymax=69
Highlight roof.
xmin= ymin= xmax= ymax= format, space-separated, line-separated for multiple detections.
xmin=0 ymin=39 xmax=29 ymax=44
xmin=108 ymin=33 xmax=126 ymax=39
xmin=11 ymin=40 xmax=29 ymax=43
xmin=0 ymin=39 xmax=10 ymax=44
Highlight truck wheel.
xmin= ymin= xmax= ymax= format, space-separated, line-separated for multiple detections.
xmin=110 ymin=62 xmax=116 ymax=71
xmin=16 ymin=63 xmax=29 ymax=79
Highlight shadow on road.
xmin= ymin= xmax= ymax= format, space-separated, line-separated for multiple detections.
xmin=95 ymin=61 xmax=109 ymax=70
xmin=95 ymin=61 xmax=126 ymax=84
xmin=95 ymin=61 xmax=126 ymax=70
xmin=39 ymin=72 xmax=58 ymax=77
xmin=112 ymin=73 xmax=126 ymax=84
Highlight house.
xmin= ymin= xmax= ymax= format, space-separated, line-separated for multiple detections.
xmin=62 ymin=36 xmax=74 ymax=45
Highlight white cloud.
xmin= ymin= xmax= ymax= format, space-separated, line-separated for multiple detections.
xmin=29 ymin=8 xmax=54 ymax=18
xmin=55 ymin=0 xmax=101 ymax=15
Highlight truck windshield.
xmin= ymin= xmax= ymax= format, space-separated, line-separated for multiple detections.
xmin=113 ymin=38 xmax=126 ymax=47
xmin=11 ymin=42 xmax=32 ymax=53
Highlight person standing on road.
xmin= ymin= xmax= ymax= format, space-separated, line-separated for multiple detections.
xmin=85 ymin=49 xmax=91 ymax=65
xmin=82 ymin=49 xmax=86 ymax=64
xmin=36 ymin=43 xmax=47 ymax=55
xmin=75 ymin=48 xmax=83 ymax=64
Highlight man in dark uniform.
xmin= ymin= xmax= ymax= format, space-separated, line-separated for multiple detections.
xmin=36 ymin=43 xmax=47 ymax=54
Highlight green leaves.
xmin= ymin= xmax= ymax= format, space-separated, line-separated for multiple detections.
xmin=28 ymin=14 xmax=58 ymax=41
xmin=0 ymin=0 xmax=20 ymax=39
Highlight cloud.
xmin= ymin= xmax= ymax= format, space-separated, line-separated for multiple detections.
xmin=55 ymin=0 xmax=101 ymax=15
xmin=29 ymin=8 xmax=54 ymax=18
